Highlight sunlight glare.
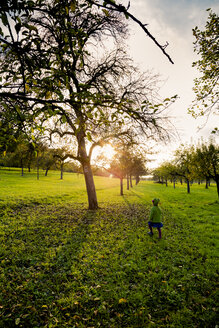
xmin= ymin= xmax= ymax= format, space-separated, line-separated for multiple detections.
xmin=92 ymin=144 xmax=115 ymax=162
xmin=99 ymin=144 xmax=115 ymax=160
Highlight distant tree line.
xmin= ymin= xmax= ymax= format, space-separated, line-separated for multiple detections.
xmin=153 ymin=140 xmax=219 ymax=198
xmin=0 ymin=134 xmax=148 ymax=193
xmin=0 ymin=136 xmax=81 ymax=179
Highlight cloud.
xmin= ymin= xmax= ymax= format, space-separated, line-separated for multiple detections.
xmin=130 ymin=0 xmax=219 ymax=37
xmin=127 ymin=0 xmax=219 ymax=156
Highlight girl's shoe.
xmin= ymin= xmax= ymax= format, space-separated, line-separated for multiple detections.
xmin=148 ymin=232 xmax=153 ymax=236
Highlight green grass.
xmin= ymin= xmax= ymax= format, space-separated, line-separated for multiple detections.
xmin=0 ymin=169 xmax=218 ymax=327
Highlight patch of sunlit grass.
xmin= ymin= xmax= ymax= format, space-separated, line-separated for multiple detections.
xmin=0 ymin=169 xmax=218 ymax=327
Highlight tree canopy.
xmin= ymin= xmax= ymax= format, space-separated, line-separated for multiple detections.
xmin=153 ymin=141 xmax=219 ymax=197
xmin=189 ymin=9 xmax=219 ymax=128
xmin=0 ymin=0 xmax=175 ymax=209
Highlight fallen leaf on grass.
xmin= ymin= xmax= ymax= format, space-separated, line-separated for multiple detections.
xmin=15 ymin=318 xmax=20 ymax=325
xmin=119 ymin=298 xmax=127 ymax=303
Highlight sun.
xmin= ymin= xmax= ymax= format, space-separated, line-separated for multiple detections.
xmin=92 ymin=144 xmax=115 ymax=162
xmin=101 ymin=144 xmax=115 ymax=160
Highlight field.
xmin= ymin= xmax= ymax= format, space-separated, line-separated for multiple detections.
xmin=0 ymin=168 xmax=218 ymax=327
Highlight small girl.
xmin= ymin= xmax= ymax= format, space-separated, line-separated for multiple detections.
xmin=148 ymin=198 xmax=163 ymax=239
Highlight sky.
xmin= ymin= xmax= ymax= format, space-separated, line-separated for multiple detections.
xmin=123 ymin=0 xmax=219 ymax=168
xmin=1 ymin=1 xmax=218 ymax=169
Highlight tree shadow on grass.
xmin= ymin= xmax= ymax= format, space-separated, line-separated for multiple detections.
xmin=123 ymin=188 xmax=146 ymax=202
xmin=0 ymin=203 xmax=99 ymax=327
xmin=122 ymin=190 xmax=147 ymax=216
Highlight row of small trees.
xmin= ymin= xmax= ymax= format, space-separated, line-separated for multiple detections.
xmin=153 ymin=141 xmax=219 ymax=197
xmin=0 ymin=136 xmax=80 ymax=179
xmin=0 ymin=134 xmax=147 ymax=193
xmin=108 ymin=148 xmax=147 ymax=196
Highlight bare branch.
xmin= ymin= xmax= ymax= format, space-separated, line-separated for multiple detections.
xmin=87 ymin=0 xmax=174 ymax=64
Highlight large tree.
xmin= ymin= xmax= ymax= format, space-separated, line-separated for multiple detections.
xmin=189 ymin=9 xmax=219 ymax=127
xmin=0 ymin=0 xmax=174 ymax=209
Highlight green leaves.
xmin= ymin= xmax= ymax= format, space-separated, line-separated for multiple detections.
xmin=15 ymin=23 xmax=21 ymax=34
xmin=102 ymin=9 xmax=110 ymax=16
xmin=211 ymin=127 xmax=218 ymax=134
xmin=86 ymin=132 xmax=92 ymax=142
xmin=189 ymin=10 xmax=219 ymax=117
xmin=1 ymin=13 xmax=8 ymax=26
xmin=70 ymin=0 xmax=77 ymax=12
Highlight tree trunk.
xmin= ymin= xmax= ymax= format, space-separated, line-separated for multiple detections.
xmin=186 ymin=179 xmax=190 ymax=194
xmin=130 ymin=175 xmax=133 ymax=188
xmin=215 ymin=175 xmax=219 ymax=198
xmin=120 ymin=178 xmax=123 ymax=196
xmin=216 ymin=180 xmax=219 ymax=198
xmin=205 ymin=178 xmax=208 ymax=189
xmin=83 ymin=162 xmax=98 ymax=210
xmin=173 ymin=179 xmax=176 ymax=189
xmin=37 ymin=166 xmax=39 ymax=180
xmin=36 ymin=154 xmax=40 ymax=180
xmin=21 ymin=158 xmax=24 ymax=176
xmin=60 ymin=163 xmax=63 ymax=180
xmin=77 ymin=130 xmax=98 ymax=210
xmin=127 ymin=174 xmax=129 ymax=190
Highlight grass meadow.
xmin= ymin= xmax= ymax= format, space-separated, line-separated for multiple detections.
xmin=0 ymin=168 xmax=218 ymax=327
